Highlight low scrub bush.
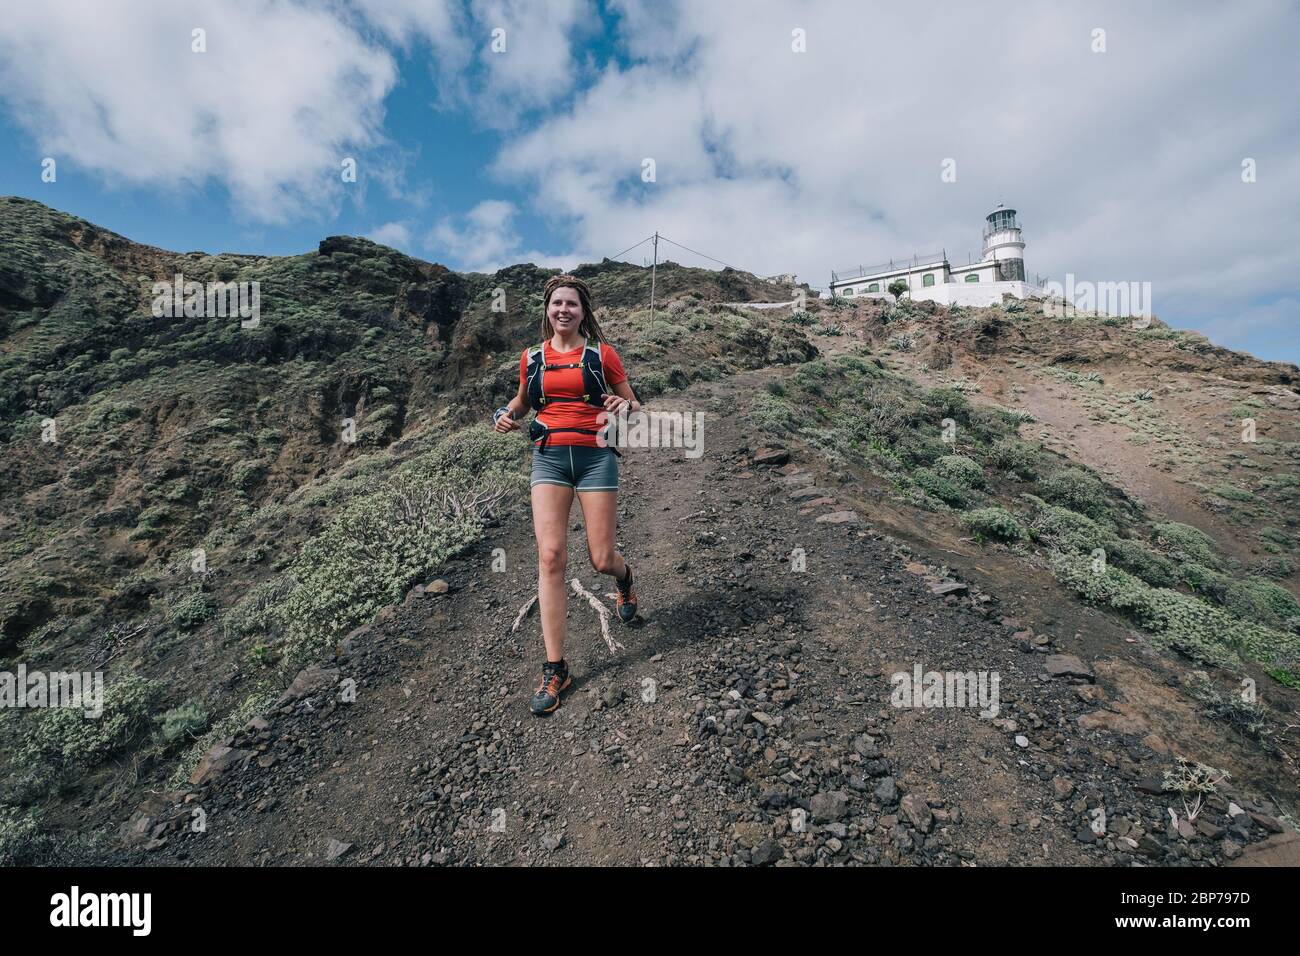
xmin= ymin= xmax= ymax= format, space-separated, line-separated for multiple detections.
xmin=1038 ymin=467 xmax=1113 ymax=521
xmin=272 ymin=427 xmax=526 ymax=666
xmin=14 ymin=673 xmax=163 ymax=769
xmin=1050 ymin=552 xmax=1298 ymax=669
xmin=914 ymin=467 xmax=970 ymax=508
xmin=933 ymin=454 xmax=986 ymax=489
xmin=1154 ymin=521 xmax=1224 ymax=569
xmin=962 ymin=507 xmax=1026 ymax=542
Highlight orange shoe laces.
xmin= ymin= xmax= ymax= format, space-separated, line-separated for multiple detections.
xmin=538 ymin=665 xmax=566 ymax=696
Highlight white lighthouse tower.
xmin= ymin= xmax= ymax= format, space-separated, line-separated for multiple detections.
xmin=981 ymin=203 xmax=1026 ymax=282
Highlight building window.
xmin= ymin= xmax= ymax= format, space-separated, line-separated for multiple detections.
xmin=867 ymin=283 xmax=879 ymax=293
xmin=844 ymin=287 xmax=854 ymax=296
xmin=965 ymin=274 xmax=980 ymax=283
xmin=922 ymin=273 xmax=935 ymax=287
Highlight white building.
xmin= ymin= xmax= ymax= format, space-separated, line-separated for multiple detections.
xmin=829 ymin=205 xmax=1043 ymax=307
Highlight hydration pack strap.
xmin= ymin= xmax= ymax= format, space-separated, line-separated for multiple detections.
xmin=529 ymin=418 xmax=623 ymax=457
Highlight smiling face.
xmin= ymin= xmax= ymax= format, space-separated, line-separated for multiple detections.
xmin=547 ymin=285 xmax=584 ymax=336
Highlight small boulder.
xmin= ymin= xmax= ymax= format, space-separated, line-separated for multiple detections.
xmin=900 ymin=794 xmax=934 ymax=833
xmin=277 ymin=664 xmax=340 ymax=706
xmin=810 ymin=790 xmax=850 ymax=822
xmin=752 ymin=448 xmax=790 ymax=467
xmin=814 ymin=511 xmax=860 ymax=525
xmin=1044 ymin=654 xmax=1095 ymax=681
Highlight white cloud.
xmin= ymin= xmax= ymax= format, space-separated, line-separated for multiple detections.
xmin=0 ymin=0 xmax=400 ymax=223
xmin=347 ymin=0 xmax=463 ymax=50
xmin=348 ymin=0 xmax=597 ymax=127
xmin=426 ymin=198 xmax=570 ymax=272
xmin=367 ymin=221 xmax=413 ymax=249
xmin=0 ymin=0 xmax=599 ymax=222
xmin=469 ymin=0 xmax=599 ymax=123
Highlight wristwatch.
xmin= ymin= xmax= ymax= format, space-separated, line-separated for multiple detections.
xmin=493 ymin=406 xmax=512 ymax=425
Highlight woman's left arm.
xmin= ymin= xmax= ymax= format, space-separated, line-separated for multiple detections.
xmin=603 ymin=379 xmax=642 ymax=415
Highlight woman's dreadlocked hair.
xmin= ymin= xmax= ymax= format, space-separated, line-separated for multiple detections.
xmin=541 ymin=274 xmax=609 ymax=344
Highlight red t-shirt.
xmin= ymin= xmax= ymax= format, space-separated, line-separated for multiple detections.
xmin=519 ymin=339 xmax=627 ymax=448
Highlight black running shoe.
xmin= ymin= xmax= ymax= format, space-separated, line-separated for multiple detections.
xmin=530 ymin=660 xmax=572 ymax=715
xmin=615 ymin=563 xmax=637 ymax=623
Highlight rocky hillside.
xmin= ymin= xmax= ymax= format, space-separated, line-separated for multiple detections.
xmin=1 ymin=197 xmax=1297 ymax=866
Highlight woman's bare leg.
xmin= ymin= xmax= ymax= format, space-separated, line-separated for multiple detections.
xmin=532 ymin=483 xmax=574 ymax=662
xmin=577 ymin=489 xmax=627 ymax=581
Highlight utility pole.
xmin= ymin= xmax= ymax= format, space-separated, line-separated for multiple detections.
xmin=649 ymin=231 xmax=659 ymax=322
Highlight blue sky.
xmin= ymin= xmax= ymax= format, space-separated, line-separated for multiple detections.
xmin=1 ymin=0 xmax=1297 ymax=363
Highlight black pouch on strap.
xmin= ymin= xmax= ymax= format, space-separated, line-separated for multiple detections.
xmin=528 ymin=418 xmax=622 ymax=457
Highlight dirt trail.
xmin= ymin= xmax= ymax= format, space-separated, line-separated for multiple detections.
xmin=133 ymin=340 xmax=1294 ymax=867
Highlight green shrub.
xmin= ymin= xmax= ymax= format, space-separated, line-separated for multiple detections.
xmin=987 ymin=437 xmax=1039 ymax=479
xmin=231 ymin=458 xmax=268 ymax=490
xmin=1154 ymin=521 xmax=1223 ymax=569
xmin=162 ymin=479 xmax=193 ymax=502
xmin=914 ymin=467 xmax=970 ymax=508
xmin=169 ymin=687 xmax=278 ymax=789
xmin=933 ymin=454 xmax=986 ymax=489
xmin=0 ymin=805 xmax=43 ymax=866
xmin=1206 ymin=576 xmax=1300 ymax=629
xmin=1177 ymin=562 xmax=1218 ymax=591
xmin=998 ymin=406 xmax=1036 ymax=425
xmin=922 ymin=388 xmax=971 ymax=422
xmin=1255 ymin=556 xmax=1295 ymax=579
xmin=637 ymin=370 xmax=668 ymax=399
xmin=160 ymin=699 xmax=209 ymax=743
xmin=108 ymin=402 xmax=140 ymax=424
xmin=1211 ymin=484 xmax=1256 ymax=503
xmin=272 ymin=427 xmax=526 ymax=665
xmin=1050 ymin=552 xmax=1298 ymax=668
xmin=1266 ymin=667 xmax=1300 ymax=689
xmin=224 ymin=577 xmax=295 ymax=638
xmin=962 ymin=507 xmax=1026 ymax=542
xmin=1038 ymin=467 xmax=1112 ymax=520
xmin=1107 ymin=538 xmax=1178 ymax=588
xmin=1259 ymin=527 xmax=1294 ymax=549
xmin=16 ymin=674 xmax=163 ymax=768
xmin=1026 ymin=498 xmax=1111 ymax=552
xmin=129 ymin=504 xmax=172 ymax=541
xmin=752 ymin=392 xmax=797 ymax=435
xmin=791 ymin=360 xmax=831 ymax=395
xmin=862 ymin=383 xmax=926 ymax=442
xmin=168 ymin=591 xmax=215 ymax=631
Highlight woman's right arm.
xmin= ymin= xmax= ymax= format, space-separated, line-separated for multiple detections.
xmin=493 ymin=377 xmax=530 ymax=432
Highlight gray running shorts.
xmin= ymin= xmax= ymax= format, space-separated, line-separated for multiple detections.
xmin=530 ymin=444 xmax=619 ymax=491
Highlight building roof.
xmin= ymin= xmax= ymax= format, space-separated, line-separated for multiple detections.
xmin=831 ymin=252 xmax=947 ymax=284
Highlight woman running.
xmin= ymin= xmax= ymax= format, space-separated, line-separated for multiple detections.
xmin=492 ymin=274 xmax=642 ymax=715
